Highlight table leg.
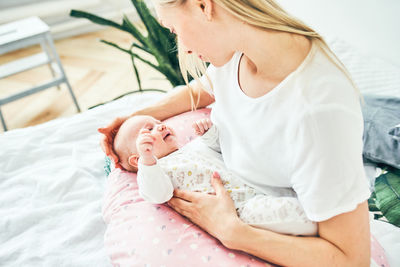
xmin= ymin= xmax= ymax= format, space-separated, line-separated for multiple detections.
xmin=44 ymin=33 xmax=81 ymax=112
xmin=0 ymin=107 xmax=8 ymax=132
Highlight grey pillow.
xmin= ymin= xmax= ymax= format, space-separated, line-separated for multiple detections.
xmin=362 ymin=95 xmax=400 ymax=169
xmin=389 ymin=124 xmax=400 ymax=141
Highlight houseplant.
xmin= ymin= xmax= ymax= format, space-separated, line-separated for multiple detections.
xmin=70 ymin=0 xmax=185 ymax=97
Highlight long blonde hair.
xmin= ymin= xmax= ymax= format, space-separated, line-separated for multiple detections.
xmin=155 ymin=0 xmax=358 ymax=108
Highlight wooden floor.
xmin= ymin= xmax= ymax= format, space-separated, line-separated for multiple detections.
xmin=0 ymin=27 xmax=172 ymax=133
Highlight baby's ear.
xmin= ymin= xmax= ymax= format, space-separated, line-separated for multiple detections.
xmin=128 ymin=154 xmax=140 ymax=169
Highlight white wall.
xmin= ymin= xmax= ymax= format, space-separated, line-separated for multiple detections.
xmin=0 ymin=0 xmax=141 ymax=39
xmin=4 ymin=0 xmax=399 ymax=66
xmin=276 ymin=0 xmax=400 ymax=66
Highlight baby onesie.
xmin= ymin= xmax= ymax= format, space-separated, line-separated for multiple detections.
xmin=137 ymin=126 xmax=317 ymax=236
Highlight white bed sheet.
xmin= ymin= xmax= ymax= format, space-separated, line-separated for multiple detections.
xmin=0 ymin=93 xmax=164 ymax=267
xmin=370 ymin=220 xmax=400 ymax=266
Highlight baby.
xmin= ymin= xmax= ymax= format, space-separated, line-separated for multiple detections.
xmin=113 ymin=115 xmax=317 ymax=236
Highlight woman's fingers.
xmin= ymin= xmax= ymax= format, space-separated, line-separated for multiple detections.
xmin=169 ymin=176 xmax=239 ymax=242
xmin=98 ymin=116 xmax=129 ymax=169
xmin=98 ymin=128 xmax=113 ymax=154
xmin=114 ymin=161 xmax=124 ymax=169
xmin=173 ymin=188 xmax=199 ymax=202
xmin=99 ymin=133 xmax=111 ymax=154
xmin=211 ymin=171 xmax=226 ymax=196
xmin=168 ymin=196 xmax=193 ymax=215
xmin=98 ymin=116 xmax=128 ymax=163
xmin=98 ymin=117 xmax=126 ymax=137
xmin=99 ymin=134 xmax=120 ymax=166
xmin=97 ymin=127 xmax=107 ymax=135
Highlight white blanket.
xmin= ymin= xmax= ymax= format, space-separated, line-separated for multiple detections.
xmin=0 ymin=93 xmax=164 ymax=267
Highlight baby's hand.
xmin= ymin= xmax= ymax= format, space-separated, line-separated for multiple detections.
xmin=193 ymin=118 xmax=213 ymax=136
xmin=136 ymin=129 xmax=155 ymax=158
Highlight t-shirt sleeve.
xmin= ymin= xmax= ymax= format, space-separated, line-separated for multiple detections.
xmin=290 ymin=104 xmax=371 ymax=222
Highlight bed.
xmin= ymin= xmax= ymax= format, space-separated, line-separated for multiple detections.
xmin=1 ymin=1 xmax=399 ymax=266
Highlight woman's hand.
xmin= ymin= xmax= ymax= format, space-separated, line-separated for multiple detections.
xmin=167 ymin=172 xmax=242 ymax=246
xmin=98 ymin=115 xmax=129 ymax=169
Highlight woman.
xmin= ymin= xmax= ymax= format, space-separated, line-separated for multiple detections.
xmin=99 ymin=0 xmax=371 ymax=265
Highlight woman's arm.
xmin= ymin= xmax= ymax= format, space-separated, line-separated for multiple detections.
xmin=132 ymin=84 xmax=215 ymax=121
xmin=168 ymin=174 xmax=371 ymax=267
xmin=229 ymin=201 xmax=370 ymax=267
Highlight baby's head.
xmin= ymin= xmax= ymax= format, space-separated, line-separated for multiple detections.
xmin=113 ymin=115 xmax=179 ymax=172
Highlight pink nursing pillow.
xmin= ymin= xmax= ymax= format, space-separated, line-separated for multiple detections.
xmin=102 ymin=108 xmax=389 ymax=267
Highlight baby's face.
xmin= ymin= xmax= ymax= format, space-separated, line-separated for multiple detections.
xmin=120 ymin=115 xmax=179 ymax=159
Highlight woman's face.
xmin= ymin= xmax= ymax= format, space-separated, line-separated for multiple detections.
xmin=153 ymin=0 xmax=236 ymax=66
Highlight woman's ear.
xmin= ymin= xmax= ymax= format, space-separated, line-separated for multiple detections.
xmin=128 ymin=154 xmax=140 ymax=169
xmin=197 ymin=0 xmax=213 ymax=21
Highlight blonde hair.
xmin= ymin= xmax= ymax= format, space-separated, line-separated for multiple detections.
xmin=156 ymin=0 xmax=359 ymax=108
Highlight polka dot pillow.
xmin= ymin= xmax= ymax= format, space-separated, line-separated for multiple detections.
xmin=102 ymin=108 xmax=389 ymax=267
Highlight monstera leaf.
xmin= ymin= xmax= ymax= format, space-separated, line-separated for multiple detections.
xmin=374 ymin=168 xmax=400 ymax=227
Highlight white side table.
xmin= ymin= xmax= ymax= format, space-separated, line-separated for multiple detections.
xmin=0 ymin=16 xmax=81 ymax=131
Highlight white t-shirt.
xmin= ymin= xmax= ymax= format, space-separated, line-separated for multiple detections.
xmin=196 ymin=42 xmax=371 ymax=222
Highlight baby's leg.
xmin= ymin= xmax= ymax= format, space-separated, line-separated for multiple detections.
xmin=238 ymin=195 xmax=318 ymax=236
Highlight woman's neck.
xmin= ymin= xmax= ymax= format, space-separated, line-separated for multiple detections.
xmin=236 ymin=26 xmax=312 ymax=83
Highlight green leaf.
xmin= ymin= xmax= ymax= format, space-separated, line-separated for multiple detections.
xmin=70 ymin=10 xmax=124 ymax=31
xmin=128 ymin=0 xmax=178 ymax=66
xmin=368 ymin=195 xmax=380 ymax=212
xmin=100 ymin=40 xmax=160 ymax=71
xmin=121 ymin=14 xmax=147 ymax=47
xmin=374 ymin=169 xmax=400 ymax=227
xmin=130 ymin=45 xmax=143 ymax=91
xmin=129 ymin=0 xmax=159 ymax=43
xmin=131 ymin=43 xmax=151 ymax=54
